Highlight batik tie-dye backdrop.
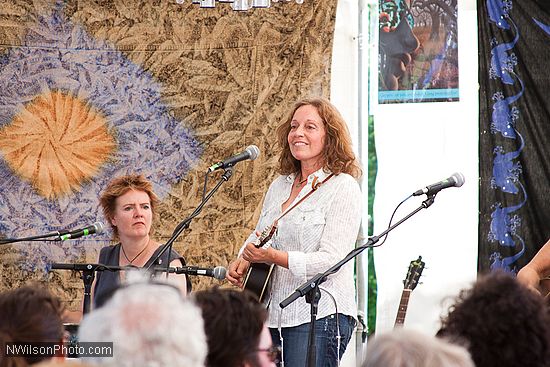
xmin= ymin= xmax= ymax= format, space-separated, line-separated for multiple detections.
xmin=0 ymin=1 xmax=337 ymax=310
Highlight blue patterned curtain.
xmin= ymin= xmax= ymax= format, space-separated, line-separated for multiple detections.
xmin=478 ymin=0 xmax=550 ymax=273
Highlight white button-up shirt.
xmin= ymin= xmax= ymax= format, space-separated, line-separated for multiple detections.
xmin=243 ymin=168 xmax=362 ymax=328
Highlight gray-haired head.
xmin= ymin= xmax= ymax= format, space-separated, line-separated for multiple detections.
xmin=362 ymin=328 xmax=474 ymax=367
xmin=79 ymin=272 xmax=206 ymax=367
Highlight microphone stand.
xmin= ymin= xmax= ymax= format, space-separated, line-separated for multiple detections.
xmin=279 ymin=194 xmax=436 ymax=367
xmin=145 ymin=168 xmax=233 ymax=273
xmin=0 ymin=232 xmax=64 ymax=244
xmin=50 ymin=263 xmax=133 ymax=314
xmin=50 ymin=263 xmax=177 ymax=314
xmin=50 ymin=168 xmax=233 ymax=315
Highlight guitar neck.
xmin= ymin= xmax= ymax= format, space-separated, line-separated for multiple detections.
xmin=394 ymin=289 xmax=411 ymax=327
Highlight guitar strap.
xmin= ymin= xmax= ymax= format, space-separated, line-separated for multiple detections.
xmin=250 ymin=173 xmax=335 ymax=250
xmin=260 ymin=173 xmax=335 ymax=307
xmin=274 ymin=173 xmax=335 ymax=224
xmin=244 ymin=174 xmax=334 ymax=308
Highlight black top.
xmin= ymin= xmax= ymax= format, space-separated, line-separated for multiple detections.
xmin=93 ymin=243 xmax=190 ymax=307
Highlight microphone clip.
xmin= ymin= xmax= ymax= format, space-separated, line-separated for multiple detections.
xmin=421 ymin=195 xmax=436 ymax=209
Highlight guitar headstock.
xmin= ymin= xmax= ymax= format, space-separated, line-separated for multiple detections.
xmin=403 ymin=256 xmax=425 ymax=291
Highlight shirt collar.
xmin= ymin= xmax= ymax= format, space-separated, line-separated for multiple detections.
xmin=285 ymin=168 xmax=332 ymax=185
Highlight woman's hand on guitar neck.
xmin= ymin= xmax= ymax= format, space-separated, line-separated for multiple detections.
xmin=242 ymin=242 xmax=289 ymax=269
xmin=242 ymin=242 xmax=273 ymax=264
xmin=226 ymin=257 xmax=251 ymax=287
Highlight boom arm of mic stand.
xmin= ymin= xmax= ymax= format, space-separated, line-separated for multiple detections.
xmin=0 ymin=232 xmax=64 ymax=244
xmin=279 ymin=194 xmax=436 ymax=309
xmin=145 ymin=168 xmax=233 ymax=272
xmin=279 ymin=194 xmax=436 ymax=366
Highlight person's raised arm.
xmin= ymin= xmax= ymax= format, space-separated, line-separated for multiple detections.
xmin=517 ymin=238 xmax=550 ymax=295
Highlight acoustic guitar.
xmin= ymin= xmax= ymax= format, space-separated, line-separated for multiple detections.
xmin=394 ymin=256 xmax=425 ymax=327
xmin=242 ymin=222 xmax=278 ymax=303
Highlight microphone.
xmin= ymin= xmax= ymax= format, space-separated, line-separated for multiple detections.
xmin=57 ymin=222 xmax=104 ymax=241
xmin=412 ymin=172 xmax=465 ymax=196
xmin=208 ymin=145 xmax=260 ymax=172
xmin=159 ymin=265 xmax=227 ymax=280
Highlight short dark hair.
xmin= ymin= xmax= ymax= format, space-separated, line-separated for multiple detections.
xmin=437 ymin=271 xmax=550 ymax=367
xmin=0 ymin=285 xmax=65 ymax=366
xmin=193 ymin=287 xmax=267 ymax=367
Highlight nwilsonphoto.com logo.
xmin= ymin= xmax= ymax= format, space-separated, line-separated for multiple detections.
xmin=4 ymin=342 xmax=113 ymax=358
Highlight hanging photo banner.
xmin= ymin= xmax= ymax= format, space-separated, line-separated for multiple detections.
xmin=378 ymin=0 xmax=459 ymax=104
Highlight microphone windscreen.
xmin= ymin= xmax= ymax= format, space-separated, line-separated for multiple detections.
xmin=94 ymin=222 xmax=105 ymax=234
xmin=213 ymin=266 xmax=227 ymax=280
xmin=246 ymin=145 xmax=260 ymax=161
xmin=451 ymin=172 xmax=466 ymax=187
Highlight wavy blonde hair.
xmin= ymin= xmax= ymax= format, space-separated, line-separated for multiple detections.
xmin=275 ymin=97 xmax=362 ymax=178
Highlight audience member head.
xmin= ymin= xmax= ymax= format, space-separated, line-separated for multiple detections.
xmin=193 ymin=287 xmax=277 ymax=367
xmin=99 ymin=174 xmax=160 ymax=240
xmin=0 ymin=285 xmax=65 ymax=367
xmin=362 ymin=328 xmax=474 ymax=367
xmin=78 ymin=271 xmax=206 ymax=367
xmin=437 ymin=271 xmax=550 ymax=367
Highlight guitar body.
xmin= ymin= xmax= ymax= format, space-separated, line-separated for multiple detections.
xmin=243 ymin=262 xmax=275 ymax=303
xmin=241 ymin=176 xmax=333 ymax=303
xmin=242 ymin=222 xmax=278 ymax=303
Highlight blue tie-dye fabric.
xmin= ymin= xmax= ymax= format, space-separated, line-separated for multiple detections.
xmin=0 ymin=5 xmax=202 ymax=273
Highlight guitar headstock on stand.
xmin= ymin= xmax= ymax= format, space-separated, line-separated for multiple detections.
xmin=403 ymin=256 xmax=426 ymax=291
xmin=395 ymin=256 xmax=426 ymax=327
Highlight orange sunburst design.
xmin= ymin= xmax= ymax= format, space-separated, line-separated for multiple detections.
xmin=0 ymin=90 xmax=116 ymax=198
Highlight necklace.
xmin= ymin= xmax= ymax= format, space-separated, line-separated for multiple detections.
xmin=295 ymin=174 xmax=308 ymax=188
xmin=121 ymin=242 xmax=149 ymax=265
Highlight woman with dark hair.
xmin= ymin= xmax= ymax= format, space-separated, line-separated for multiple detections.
xmin=194 ymin=288 xmax=277 ymax=367
xmin=93 ymin=174 xmax=189 ymax=307
xmin=437 ymin=271 xmax=550 ymax=367
xmin=0 ymin=285 xmax=65 ymax=367
xmin=227 ymin=97 xmax=362 ymax=367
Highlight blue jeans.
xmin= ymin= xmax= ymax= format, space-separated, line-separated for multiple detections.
xmin=269 ymin=314 xmax=356 ymax=367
